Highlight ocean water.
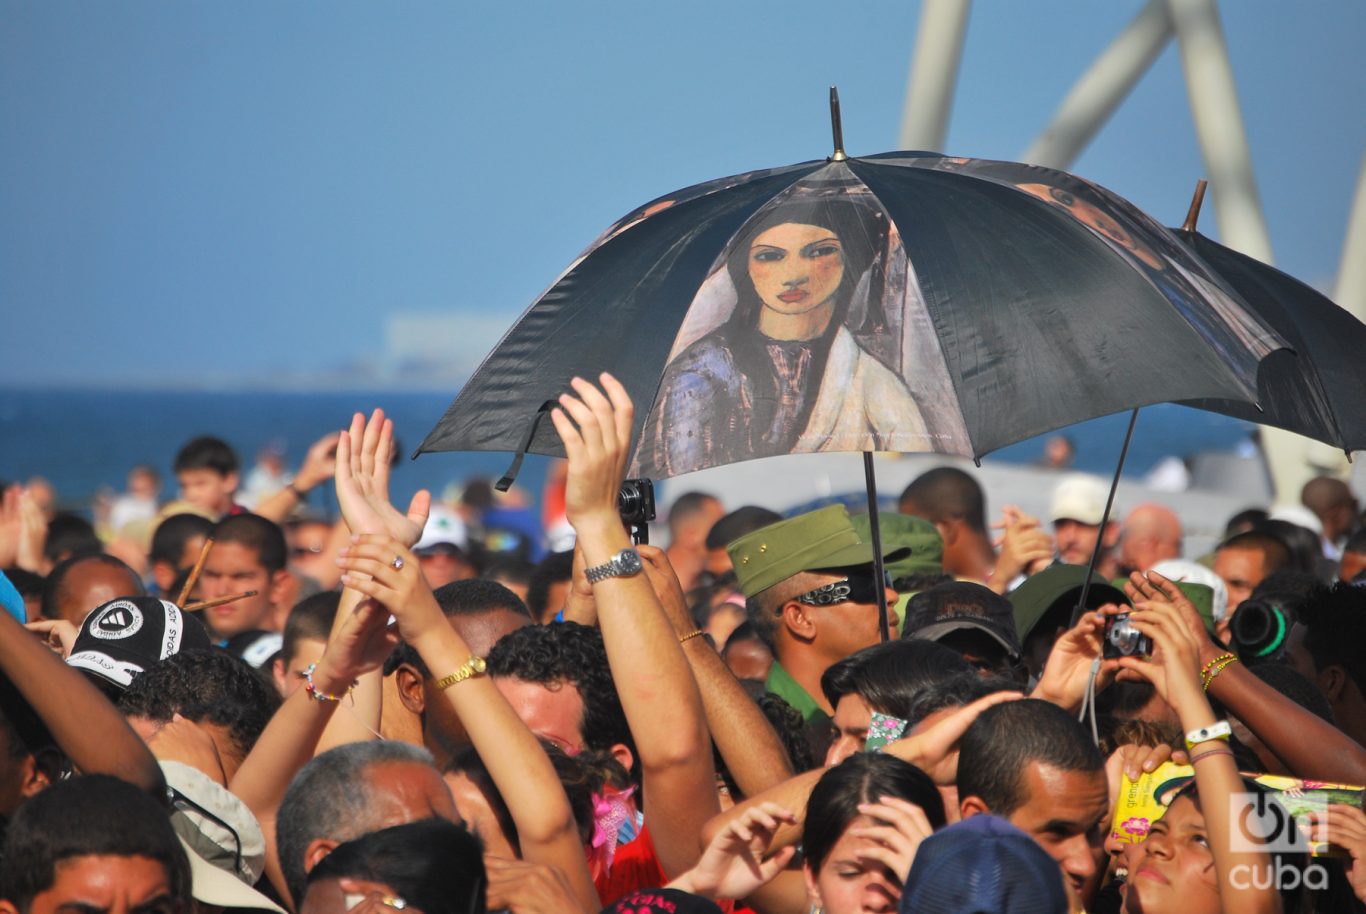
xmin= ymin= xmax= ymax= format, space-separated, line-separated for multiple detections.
xmin=0 ymin=388 xmax=1254 ymax=516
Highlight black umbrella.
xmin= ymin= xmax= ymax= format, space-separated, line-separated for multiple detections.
xmin=420 ymin=150 xmax=1279 ymax=470
xmin=1171 ymin=184 xmax=1366 ymax=453
xmin=417 ymin=93 xmax=1285 ymax=638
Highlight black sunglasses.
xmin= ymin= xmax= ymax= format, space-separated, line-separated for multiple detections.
xmin=795 ymin=570 xmax=893 ymax=607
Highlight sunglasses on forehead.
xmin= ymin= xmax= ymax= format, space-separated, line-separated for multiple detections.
xmin=795 ymin=569 xmax=893 ymax=607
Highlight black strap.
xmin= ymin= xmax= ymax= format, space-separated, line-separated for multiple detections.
xmin=496 ymin=400 xmax=556 ymax=492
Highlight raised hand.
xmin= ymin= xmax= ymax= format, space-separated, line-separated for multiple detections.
xmin=1309 ymin=804 xmax=1366 ymax=902
xmin=0 ymin=485 xmax=21 ymax=568
xmin=988 ymin=506 xmax=1053 ymax=591
xmin=336 ymin=535 xmax=445 ymax=646
xmin=1107 ymin=741 xmax=1188 ymax=786
xmin=1114 ymin=600 xmax=1205 ymax=715
xmin=335 ymin=409 xmax=431 ymax=546
xmin=141 ymin=713 xmax=228 ymax=786
xmin=669 ymin=801 xmax=798 ymax=901
xmin=1124 ymin=570 xmax=1221 ymax=666
xmin=312 ymin=592 xmax=401 ymax=690
xmin=15 ymin=487 xmax=48 ymax=574
xmin=849 ymin=797 xmax=936 ymax=884
xmin=886 ymin=690 xmax=1023 ymax=784
xmin=293 ymin=431 xmax=341 ymax=493
xmin=1032 ymin=607 xmax=1123 ymax=712
xmin=548 ymin=374 xmax=634 ymax=535
xmin=24 ymin=619 xmax=78 ymax=657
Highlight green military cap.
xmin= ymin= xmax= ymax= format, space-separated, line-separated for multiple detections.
xmin=850 ymin=513 xmax=944 ymax=582
xmin=728 ymin=504 xmax=909 ymax=598
xmin=1009 ymin=564 xmax=1129 ymax=643
xmin=1112 ymin=577 xmax=1217 ymax=635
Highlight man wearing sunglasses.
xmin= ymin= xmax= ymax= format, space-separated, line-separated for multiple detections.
xmin=727 ymin=504 xmax=905 ymax=759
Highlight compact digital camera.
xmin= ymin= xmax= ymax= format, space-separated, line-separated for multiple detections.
xmin=617 ymin=477 xmax=656 ymax=545
xmin=1103 ymin=613 xmax=1152 ymax=659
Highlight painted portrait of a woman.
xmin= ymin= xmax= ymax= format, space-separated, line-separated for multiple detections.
xmin=636 ymin=188 xmax=936 ymax=477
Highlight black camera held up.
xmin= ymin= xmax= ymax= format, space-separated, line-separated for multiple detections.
xmin=618 ymin=478 xmax=656 ymax=545
xmin=1103 ymin=613 xmax=1152 ymax=659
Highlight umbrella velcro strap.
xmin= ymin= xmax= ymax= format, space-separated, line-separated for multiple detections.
xmin=496 ymin=400 xmax=556 ymax=492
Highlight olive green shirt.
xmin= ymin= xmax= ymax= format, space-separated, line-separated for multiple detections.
xmin=765 ymin=659 xmax=830 ymax=727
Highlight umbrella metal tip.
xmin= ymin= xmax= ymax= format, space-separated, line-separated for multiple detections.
xmin=828 ymin=86 xmax=847 ymax=161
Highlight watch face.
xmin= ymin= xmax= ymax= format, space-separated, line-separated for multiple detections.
xmin=617 ymin=549 xmax=643 ymax=575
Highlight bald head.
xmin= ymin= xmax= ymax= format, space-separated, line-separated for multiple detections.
xmin=1119 ymin=504 xmax=1183 ymax=574
xmin=1302 ymin=477 xmax=1359 ymax=543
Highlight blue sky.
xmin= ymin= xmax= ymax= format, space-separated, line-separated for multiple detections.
xmin=2 ymin=2 xmax=1363 ymax=389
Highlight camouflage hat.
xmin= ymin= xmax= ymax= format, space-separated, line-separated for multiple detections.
xmin=728 ymin=504 xmax=909 ymax=598
xmin=1008 ymin=564 xmax=1129 ymax=643
xmin=850 ymin=513 xmax=944 ymax=582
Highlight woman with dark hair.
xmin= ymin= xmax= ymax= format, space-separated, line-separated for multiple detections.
xmin=640 ymin=190 xmax=929 ymax=477
xmin=801 ymin=753 xmax=945 ymax=914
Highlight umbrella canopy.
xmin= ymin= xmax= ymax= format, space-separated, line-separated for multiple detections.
xmin=417 ymin=151 xmax=1284 ymax=477
xmin=1173 ymin=228 xmax=1366 ymax=453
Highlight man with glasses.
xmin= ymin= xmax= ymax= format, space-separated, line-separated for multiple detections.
xmin=727 ymin=505 xmax=903 ymax=757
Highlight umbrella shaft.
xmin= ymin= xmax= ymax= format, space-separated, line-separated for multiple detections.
xmin=1074 ymin=408 xmax=1140 ymax=621
xmin=863 ymin=452 xmax=891 ymax=642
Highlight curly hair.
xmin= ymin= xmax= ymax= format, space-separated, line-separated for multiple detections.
xmin=485 ymin=622 xmax=634 ymax=769
xmin=1297 ymin=582 xmax=1366 ymax=695
xmin=117 ymin=648 xmax=280 ymax=764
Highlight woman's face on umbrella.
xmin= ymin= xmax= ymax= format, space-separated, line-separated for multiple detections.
xmin=748 ymin=222 xmax=845 ymax=316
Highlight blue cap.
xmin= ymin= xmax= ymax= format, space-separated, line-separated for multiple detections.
xmin=899 ymin=815 xmax=1067 ymax=914
xmin=0 ymin=571 xmax=25 ymax=624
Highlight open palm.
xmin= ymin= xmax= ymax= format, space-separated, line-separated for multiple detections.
xmin=334 ymin=409 xmax=430 ymax=546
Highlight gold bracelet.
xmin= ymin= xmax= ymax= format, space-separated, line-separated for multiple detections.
xmin=435 ymin=656 xmax=487 ymax=690
xmin=678 ymin=629 xmax=706 ymax=644
xmin=1202 ymin=656 xmax=1239 ymax=691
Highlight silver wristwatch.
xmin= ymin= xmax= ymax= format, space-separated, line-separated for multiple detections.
xmin=585 ymin=548 xmax=644 ymax=584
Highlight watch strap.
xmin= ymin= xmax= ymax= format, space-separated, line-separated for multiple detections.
xmin=586 ymin=549 xmax=641 ymax=584
xmin=1184 ymin=720 xmax=1232 ymax=751
xmin=435 ymin=656 xmax=487 ymax=690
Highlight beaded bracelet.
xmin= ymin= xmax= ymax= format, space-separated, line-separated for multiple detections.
xmin=1202 ymin=655 xmax=1239 ymax=691
xmin=678 ymin=629 xmax=706 ymax=644
xmin=303 ymin=663 xmax=355 ymax=702
xmin=1199 ymin=652 xmax=1235 ymax=677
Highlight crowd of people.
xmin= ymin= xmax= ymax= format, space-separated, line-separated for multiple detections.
xmin=2 ymin=374 xmax=1366 ymax=914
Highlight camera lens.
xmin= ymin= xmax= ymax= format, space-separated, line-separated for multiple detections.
xmin=1108 ymin=617 xmax=1142 ymax=656
xmin=1229 ymin=600 xmax=1288 ymax=659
